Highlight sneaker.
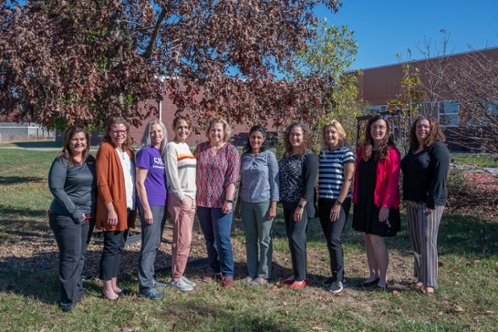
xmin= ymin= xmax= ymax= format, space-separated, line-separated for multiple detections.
xmin=222 ymin=276 xmax=234 ymax=287
xmin=241 ymin=276 xmax=254 ymax=284
xmin=152 ymin=279 xmax=167 ymax=289
xmin=329 ymin=281 xmax=343 ymax=293
xmin=181 ymin=276 xmax=196 ymax=287
xmin=171 ymin=278 xmax=194 ymax=292
xmin=140 ymin=288 xmax=164 ymax=300
xmin=323 ymin=277 xmax=347 ymax=286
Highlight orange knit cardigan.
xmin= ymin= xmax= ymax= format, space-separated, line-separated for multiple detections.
xmin=95 ymin=142 xmax=137 ymax=231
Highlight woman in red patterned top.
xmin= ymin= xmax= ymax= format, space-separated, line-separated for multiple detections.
xmin=194 ymin=116 xmax=240 ymax=287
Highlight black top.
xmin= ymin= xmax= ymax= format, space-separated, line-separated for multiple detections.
xmin=278 ymin=150 xmax=318 ymax=215
xmin=48 ymin=154 xmax=97 ymax=223
xmin=401 ymin=140 xmax=450 ymax=209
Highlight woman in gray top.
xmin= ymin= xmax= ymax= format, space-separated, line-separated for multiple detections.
xmin=48 ymin=125 xmax=97 ymax=312
xmin=235 ymin=125 xmax=279 ymax=286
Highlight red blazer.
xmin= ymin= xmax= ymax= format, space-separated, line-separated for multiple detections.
xmin=95 ymin=142 xmax=137 ymax=231
xmin=353 ymin=146 xmax=400 ymax=209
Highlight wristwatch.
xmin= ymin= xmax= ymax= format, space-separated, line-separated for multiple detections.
xmin=335 ymin=200 xmax=343 ymax=206
xmin=297 ymin=203 xmax=304 ymax=209
xmin=226 ymin=199 xmax=234 ymax=203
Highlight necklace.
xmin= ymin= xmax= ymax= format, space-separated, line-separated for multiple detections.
xmin=117 ymin=148 xmax=127 ymax=160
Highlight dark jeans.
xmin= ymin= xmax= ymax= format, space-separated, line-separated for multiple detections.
xmin=197 ymin=206 xmax=234 ymax=277
xmin=318 ymin=197 xmax=351 ymax=283
xmin=99 ymin=211 xmax=133 ymax=280
xmin=283 ymin=206 xmax=310 ymax=281
xmin=137 ymin=204 xmax=167 ymax=292
xmin=49 ymin=213 xmax=94 ymax=311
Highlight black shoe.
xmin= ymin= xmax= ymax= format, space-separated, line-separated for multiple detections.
xmin=329 ymin=281 xmax=343 ymax=293
xmin=361 ymin=278 xmax=380 ymax=288
xmin=323 ymin=277 xmax=347 ymax=286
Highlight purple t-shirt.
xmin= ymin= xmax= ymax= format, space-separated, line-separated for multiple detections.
xmin=136 ymin=146 xmax=167 ymax=206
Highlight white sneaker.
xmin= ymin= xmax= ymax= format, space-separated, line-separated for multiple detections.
xmin=171 ymin=278 xmax=194 ymax=292
xmin=181 ymin=276 xmax=196 ymax=287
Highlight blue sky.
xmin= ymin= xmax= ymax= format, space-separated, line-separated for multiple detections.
xmin=314 ymin=0 xmax=498 ymax=70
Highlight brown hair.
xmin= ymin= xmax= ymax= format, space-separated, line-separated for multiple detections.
xmin=205 ymin=115 xmax=231 ymax=143
xmin=283 ymin=122 xmax=313 ymax=158
xmin=172 ymin=114 xmax=192 ymax=131
xmin=59 ymin=125 xmax=91 ymax=166
xmin=321 ymin=119 xmax=347 ymax=148
xmin=102 ymin=117 xmax=133 ymax=151
xmin=409 ymin=116 xmax=445 ymax=151
xmin=362 ymin=115 xmax=395 ymax=162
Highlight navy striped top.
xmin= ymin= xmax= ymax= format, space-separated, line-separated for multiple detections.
xmin=318 ymin=146 xmax=354 ymax=199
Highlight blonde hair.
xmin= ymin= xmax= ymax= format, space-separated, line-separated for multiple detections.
xmin=205 ymin=116 xmax=232 ymax=143
xmin=321 ymin=120 xmax=347 ymax=148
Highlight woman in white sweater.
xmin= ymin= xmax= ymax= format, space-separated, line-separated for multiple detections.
xmin=165 ymin=115 xmax=197 ymax=291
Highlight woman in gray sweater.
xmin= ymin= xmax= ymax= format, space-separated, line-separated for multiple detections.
xmin=236 ymin=125 xmax=279 ymax=286
xmin=48 ymin=125 xmax=97 ymax=312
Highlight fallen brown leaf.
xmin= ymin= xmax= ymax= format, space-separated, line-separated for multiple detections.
xmin=438 ymin=261 xmax=444 ymax=267
xmin=392 ymin=290 xmax=400 ymax=296
xmin=454 ymin=306 xmax=465 ymax=312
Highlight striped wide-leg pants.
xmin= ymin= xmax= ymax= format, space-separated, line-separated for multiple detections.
xmin=405 ymin=201 xmax=445 ymax=287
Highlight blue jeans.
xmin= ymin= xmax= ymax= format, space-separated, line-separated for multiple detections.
xmin=197 ymin=206 xmax=234 ymax=277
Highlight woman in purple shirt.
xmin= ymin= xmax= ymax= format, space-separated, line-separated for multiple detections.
xmin=136 ymin=119 xmax=168 ymax=300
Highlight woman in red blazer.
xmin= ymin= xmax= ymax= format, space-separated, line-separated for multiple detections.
xmin=352 ymin=115 xmax=401 ymax=291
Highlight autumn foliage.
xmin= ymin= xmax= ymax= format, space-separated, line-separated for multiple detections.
xmin=0 ymin=0 xmax=342 ymax=130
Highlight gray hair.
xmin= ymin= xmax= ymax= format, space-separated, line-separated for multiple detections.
xmin=140 ymin=119 xmax=168 ymax=159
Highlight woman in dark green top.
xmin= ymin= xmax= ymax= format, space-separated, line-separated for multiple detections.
xmin=48 ymin=126 xmax=97 ymax=312
xmin=401 ymin=117 xmax=450 ymax=296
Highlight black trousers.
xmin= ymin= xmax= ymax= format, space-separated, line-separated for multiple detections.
xmin=283 ymin=207 xmax=310 ymax=281
xmin=318 ymin=197 xmax=351 ymax=283
xmin=49 ymin=213 xmax=94 ymax=311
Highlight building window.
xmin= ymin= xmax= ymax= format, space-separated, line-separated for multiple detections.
xmin=439 ymin=101 xmax=460 ymax=127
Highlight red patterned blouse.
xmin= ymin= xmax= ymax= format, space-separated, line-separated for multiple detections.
xmin=194 ymin=141 xmax=240 ymax=208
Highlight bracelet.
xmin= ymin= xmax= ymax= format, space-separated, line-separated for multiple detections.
xmin=297 ymin=203 xmax=304 ymax=209
xmin=335 ymin=200 xmax=342 ymax=206
xmin=226 ymin=200 xmax=234 ymax=203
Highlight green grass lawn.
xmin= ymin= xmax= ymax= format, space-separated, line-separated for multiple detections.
xmin=0 ymin=149 xmax=497 ymax=331
xmin=451 ymin=153 xmax=498 ymax=168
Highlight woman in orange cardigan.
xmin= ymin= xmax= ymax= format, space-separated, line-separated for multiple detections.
xmin=96 ymin=118 xmax=137 ymax=300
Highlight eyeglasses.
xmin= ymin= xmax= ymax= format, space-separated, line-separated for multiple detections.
xmin=111 ymin=130 xmax=127 ymax=135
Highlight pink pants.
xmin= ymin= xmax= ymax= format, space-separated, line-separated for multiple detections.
xmin=168 ymin=194 xmax=196 ymax=280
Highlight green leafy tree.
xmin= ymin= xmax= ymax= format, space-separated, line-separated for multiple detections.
xmin=285 ymin=22 xmax=369 ymax=149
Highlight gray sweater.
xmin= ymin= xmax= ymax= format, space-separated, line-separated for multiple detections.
xmin=239 ymin=150 xmax=279 ymax=203
xmin=48 ymin=154 xmax=97 ymax=223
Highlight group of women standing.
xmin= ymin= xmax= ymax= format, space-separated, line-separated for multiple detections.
xmin=47 ymin=113 xmax=449 ymax=312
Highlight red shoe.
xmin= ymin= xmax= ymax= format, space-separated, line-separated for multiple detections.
xmin=282 ymin=277 xmax=295 ymax=285
xmin=290 ymin=280 xmax=307 ymax=289
xmin=202 ymin=273 xmax=221 ymax=283
xmin=222 ymin=277 xmax=234 ymax=287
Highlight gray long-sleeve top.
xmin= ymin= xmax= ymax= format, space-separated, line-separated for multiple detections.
xmin=48 ymin=154 xmax=97 ymax=223
xmin=239 ymin=150 xmax=279 ymax=203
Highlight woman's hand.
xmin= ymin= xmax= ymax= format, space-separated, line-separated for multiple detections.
xmin=267 ymin=205 xmax=277 ymax=220
xmin=293 ymin=207 xmax=303 ymax=222
xmin=222 ymin=201 xmax=233 ymax=214
xmin=426 ymin=207 xmax=434 ymax=214
xmin=378 ymin=206 xmax=389 ymax=222
xmin=329 ymin=204 xmax=341 ymax=222
xmin=143 ymin=209 xmax=154 ymax=225
xmin=107 ymin=209 xmax=118 ymax=226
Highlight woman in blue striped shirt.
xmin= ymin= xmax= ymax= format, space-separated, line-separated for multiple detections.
xmin=318 ymin=120 xmax=355 ymax=293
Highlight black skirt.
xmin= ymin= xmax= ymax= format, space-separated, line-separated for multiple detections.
xmin=352 ymin=155 xmax=400 ymax=237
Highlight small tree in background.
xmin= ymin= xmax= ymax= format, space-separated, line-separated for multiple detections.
xmin=285 ymin=22 xmax=369 ymax=150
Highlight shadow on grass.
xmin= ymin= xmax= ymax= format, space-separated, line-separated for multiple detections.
xmin=12 ymin=141 xmax=62 ymax=148
xmin=0 ymin=176 xmax=45 ymax=185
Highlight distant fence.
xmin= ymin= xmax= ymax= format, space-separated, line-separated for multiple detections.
xmin=0 ymin=122 xmax=55 ymax=142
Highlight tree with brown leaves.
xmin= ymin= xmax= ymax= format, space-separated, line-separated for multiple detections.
xmin=0 ymin=0 xmax=342 ymax=130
